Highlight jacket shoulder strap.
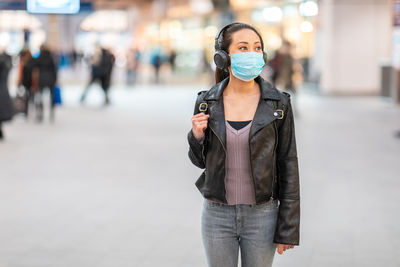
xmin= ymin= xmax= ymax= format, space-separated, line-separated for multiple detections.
xmin=268 ymin=97 xmax=286 ymax=131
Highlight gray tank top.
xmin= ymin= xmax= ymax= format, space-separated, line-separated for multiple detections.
xmin=225 ymin=120 xmax=256 ymax=205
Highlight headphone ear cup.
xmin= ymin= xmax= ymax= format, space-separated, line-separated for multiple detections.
xmin=214 ymin=50 xmax=230 ymax=70
xmin=263 ymin=51 xmax=268 ymax=64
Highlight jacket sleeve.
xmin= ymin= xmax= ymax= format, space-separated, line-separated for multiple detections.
xmin=187 ymin=92 xmax=206 ymax=169
xmin=273 ymin=95 xmax=300 ymax=245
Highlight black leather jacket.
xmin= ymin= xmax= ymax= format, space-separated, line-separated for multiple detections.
xmin=187 ymin=76 xmax=300 ymax=245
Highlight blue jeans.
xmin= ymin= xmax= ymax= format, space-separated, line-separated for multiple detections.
xmin=201 ymin=198 xmax=279 ymax=267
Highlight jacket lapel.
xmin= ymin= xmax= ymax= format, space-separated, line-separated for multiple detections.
xmin=203 ymin=76 xmax=281 ymax=148
xmin=249 ymin=97 xmax=277 ymax=140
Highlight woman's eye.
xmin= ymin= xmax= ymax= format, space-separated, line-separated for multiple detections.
xmin=239 ymin=46 xmax=247 ymax=50
xmin=256 ymin=47 xmax=262 ymax=51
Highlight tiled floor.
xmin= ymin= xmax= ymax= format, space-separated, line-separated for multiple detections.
xmin=0 ymin=84 xmax=399 ymax=266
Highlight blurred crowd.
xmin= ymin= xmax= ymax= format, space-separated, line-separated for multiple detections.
xmin=0 ymin=38 xmax=301 ymax=142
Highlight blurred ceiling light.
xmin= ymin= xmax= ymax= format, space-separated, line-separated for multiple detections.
xmin=80 ymin=10 xmax=128 ymax=32
xmin=251 ymin=10 xmax=264 ymax=22
xmin=0 ymin=11 xmax=41 ymax=30
xmin=189 ymin=0 xmax=213 ymax=14
xmin=283 ymin=4 xmax=298 ymax=18
xmin=263 ymin=6 xmax=283 ymax=22
xmin=300 ymin=21 xmax=313 ymax=32
xmin=299 ymin=1 xmax=318 ymax=17
xmin=0 ymin=32 xmax=10 ymax=47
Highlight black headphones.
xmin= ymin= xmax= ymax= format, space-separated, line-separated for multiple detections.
xmin=213 ymin=22 xmax=268 ymax=71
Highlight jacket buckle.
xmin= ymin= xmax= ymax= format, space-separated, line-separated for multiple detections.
xmin=274 ymin=109 xmax=284 ymax=119
xmin=199 ymin=102 xmax=208 ymax=112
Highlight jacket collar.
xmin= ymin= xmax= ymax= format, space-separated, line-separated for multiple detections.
xmin=204 ymin=76 xmax=281 ymax=150
xmin=203 ymin=76 xmax=281 ymax=101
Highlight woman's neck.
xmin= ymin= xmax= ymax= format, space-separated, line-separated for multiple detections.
xmin=224 ymin=74 xmax=260 ymax=97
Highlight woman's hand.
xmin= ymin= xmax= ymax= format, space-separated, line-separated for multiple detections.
xmin=191 ymin=113 xmax=210 ymax=140
xmin=276 ymin=244 xmax=295 ymax=254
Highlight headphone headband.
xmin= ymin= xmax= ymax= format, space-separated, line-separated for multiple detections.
xmin=214 ymin=22 xmax=240 ymax=51
xmin=214 ymin=22 xmax=264 ymax=52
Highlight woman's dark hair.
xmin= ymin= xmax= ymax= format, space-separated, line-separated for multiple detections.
xmin=215 ymin=23 xmax=264 ymax=83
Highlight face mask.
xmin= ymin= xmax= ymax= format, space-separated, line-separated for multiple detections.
xmin=230 ymin=52 xmax=265 ymax=82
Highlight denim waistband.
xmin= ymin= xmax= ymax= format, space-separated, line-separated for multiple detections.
xmin=205 ymin=198 xmax=278 ymax=208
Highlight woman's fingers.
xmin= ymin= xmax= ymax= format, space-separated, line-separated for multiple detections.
xmin=192 ymin=118 xmax=209 ymax=124
xmin=276 ymin=244 xmax=295 ymax=254
xmin=192 ymin=114 xmax=210 ymax=122
xmin=194 ymin=121 xmax=208 ymax=130
xmin=192 ymin=121 xmax=208 ymax=127
xmin=193 ymin=113 xmax=210 ymax=118
xmin=192 ymin=114 xmax=209 ymax=122
xmin=191 ymin=114 xmax=210 ymax=139
xmin=191 ymin=114 xmax=209 ymax=128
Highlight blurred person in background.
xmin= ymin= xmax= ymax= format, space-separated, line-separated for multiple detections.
xmin=151 ymin=49 xmax=162 ymax=83
xmin=70 ymin=49 xmax=78 ymax=69
xmin=0 ymin=49 xmax=13 ymax=140
xmin=81 ymin=45 xmax=102 ymax=102
xmin=169 ymin=49 xmax=176 ymax=72
xmin=17 ymin=49 xmax=36 ymax=118
xmin=81 ymin=46 xmax=115 ymax=105
xmin=188 ymin=22 xmax=300 ymax=267
xmin=34 ymin=45 xmax=58 ymax=123
xmin=270 ymin=41 xmax=301 ymax=114
xmin=99 ymin=48 xmax=114 ymax=105
xmin=270 ymin=41 xmax=294 ymax=91
xmin=126 ymin=48 xmax=141 ymax=85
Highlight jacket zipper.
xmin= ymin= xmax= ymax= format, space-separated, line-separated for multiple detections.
xmin=201 ymin=143 xmax=206 ymax=163
xmin=248 ymin=136 xmax=258 ymax=203
xmin=271 ymin=107 xmax=279 ymax=201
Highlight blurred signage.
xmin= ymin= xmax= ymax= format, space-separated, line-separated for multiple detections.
xmin=0 ymin=2 xmax=26 ymax=10
xmin=27 ymin=0 xmax=80 ymax=14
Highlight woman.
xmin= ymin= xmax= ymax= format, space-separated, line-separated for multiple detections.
xmin=187 ymin=22 xmax=300 ymax=267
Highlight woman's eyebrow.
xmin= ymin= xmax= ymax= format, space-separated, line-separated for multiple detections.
xmin=236 ymin=41 xmax=261 ymax=45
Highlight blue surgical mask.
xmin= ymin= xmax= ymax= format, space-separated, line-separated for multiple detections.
xmin=230 ymin=52 xmax=265 ymax=81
